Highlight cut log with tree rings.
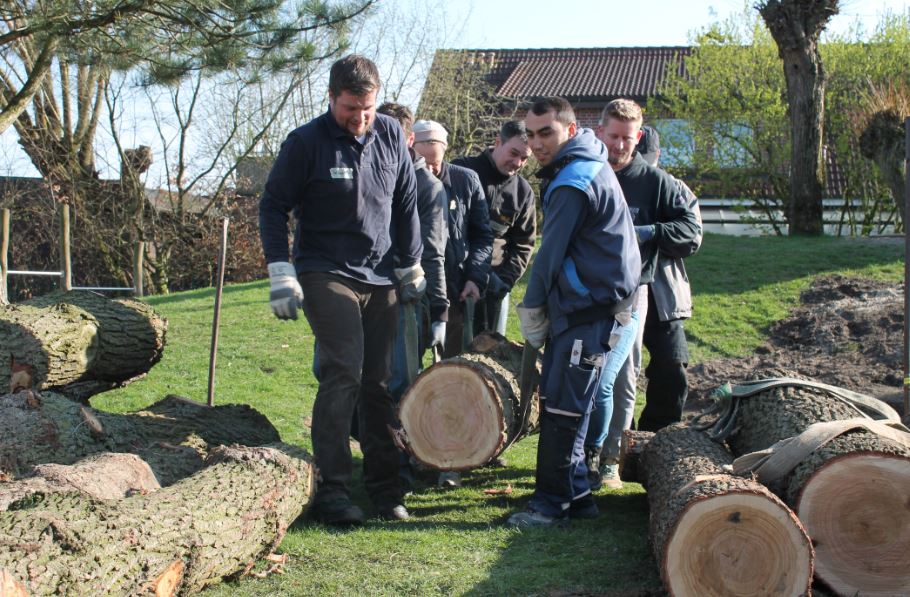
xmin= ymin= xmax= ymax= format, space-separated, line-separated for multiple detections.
xmin=398 ymin=332 xmax=539 ymax=470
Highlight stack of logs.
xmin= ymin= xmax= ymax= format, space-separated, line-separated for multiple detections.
xmin=620 ymin=380 xmax=910 ymax=596
xmin=0 ymin=291 xmax=315 ymax=596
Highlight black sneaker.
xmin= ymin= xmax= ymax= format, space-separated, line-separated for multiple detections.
xmin=309 ymin=498 xmax=365 ymax=526
xmin=569 ymin=495 xmax=599 ymax=519
xmin=376 ymin=502 xmax=409 ymax=521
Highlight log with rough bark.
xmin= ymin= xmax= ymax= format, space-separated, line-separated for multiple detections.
xmin=0 ymin=290 xmax=167 ymax=400
xmin=722 ymin=381 xmax=910 ymax=596
xmin=0 ymin=391 xmax=280 ymax=485
xmin=619 ymin=429 xmax=654 ymax=483
xmin=640 ymin=424 xmax=814 ymax=597
xmin=0 ymin=452 xmax=160 ymax=511
xmin=398 ymin=332 xmax=540 ymax=470
xmin=0 ymin=443 xmax=314 ymax=596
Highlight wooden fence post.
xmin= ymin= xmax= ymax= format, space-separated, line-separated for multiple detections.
xmin=1 ymin=208 xmax=9 ymax=305
xmin=133 ymin=241 xmax=145 ymax=297
xmin=60 ymin=203 xmax=72 ymax=291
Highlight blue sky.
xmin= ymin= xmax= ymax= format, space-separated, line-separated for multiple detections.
xmin=446 ymin=0 xmax=909 ymax=48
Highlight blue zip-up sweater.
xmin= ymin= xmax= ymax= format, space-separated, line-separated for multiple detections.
xmin=259 ymin=110 xmax=421 ymax=285
xmin=523 ymin=129 xmax=641 ymax=335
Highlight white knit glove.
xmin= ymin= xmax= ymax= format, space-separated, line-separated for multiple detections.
xmin=430 ymin=321 xmax=446 ymax=348
xmin=267 ymin=262 xmax=303 ymax=320
xmin=394 ymin=263 xmax=427 ymax=303
xmin=516 ymin=303 xmax=549 ymax=349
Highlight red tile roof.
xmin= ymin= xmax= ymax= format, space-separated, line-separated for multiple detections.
xmin=451 ymin=47 xmax=691 ymax=102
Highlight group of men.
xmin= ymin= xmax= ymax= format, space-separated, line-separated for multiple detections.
xmin=258 ymin=54 xmax=701 ymax=528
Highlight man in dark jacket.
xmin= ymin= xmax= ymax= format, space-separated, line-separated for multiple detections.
xmin=593 ymin=99 xmax=701 ymax=491
xmin=506 ymin=97 xmax=641 ymax=528
xmin=453 ymin=121 xmax=536 ymax=335
xmin=259 ymin=55 xmax=422 ymax=525
xmin=378 ymin=103 xmax=448 ymax=402
xmin=412 ymin=119 xmax=493 ymax=359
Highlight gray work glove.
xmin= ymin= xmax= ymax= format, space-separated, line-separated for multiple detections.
xmin=516 ymin=303 xmax=549 ymax=349
xmin=430 ymin=321 xmax=446 ymax=348
xmin=267 ymin=261 xmax=303 ymax=320
xmin=394 ymin=263 xmax=427 ymax=303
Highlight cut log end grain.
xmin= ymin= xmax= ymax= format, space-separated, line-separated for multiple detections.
xmin=399 ymin=363 xmax=503 ymax=469
xmin=0 ymin=569 xmax=28 ymax=597
xmin=797 ymin=453 xmax=910 ymax=596
xmin=153 ymin=560 xmax=184 ymax=597
xmin=665 ymin=491 xmax=813 ymax=597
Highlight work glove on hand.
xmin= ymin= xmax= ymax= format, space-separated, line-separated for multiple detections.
xmin=516 ymin=303 xmax=549 ymax=349
xmin=485 ymin=271 xmax=510 ymax=300
xmin=634 ymin=225 xmax=656 ymax=245
xmin=430 ymin=321 xmax=446 ymax=348
xmin=267 ymin=261 xmax=303 ymax=320
xmin=394 ymin=263 xmax=427 ymax=304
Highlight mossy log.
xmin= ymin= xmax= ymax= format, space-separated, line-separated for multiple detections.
xmin=0 ymin=443 xmax=314 ymax=596
xmin=398 ymin=332 xmax=540 ymax=470
xmin=726 ymin=382 xmax=910 ymax=595
xmin=0 ymin=290 xmax=167 ymax=400
xmin=640 ymin=424 xmax=813 ymax=597
xmin=0 ymin=391 xmax=280 ymax=485
xmin=619 ymin=429 xmax=654 ymax=483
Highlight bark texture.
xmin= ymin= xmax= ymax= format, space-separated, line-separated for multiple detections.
xmin=759 ymin=0 xmax=838 ymax=235
xmin=619 ymin=429 xmax=654 ymax=483
xmin=725 ymin=382 xmax=910 ymax=595
xmin=640 ymin=424 xmax=813 ymax=597
xmin=0 ymin=391 xmax=280 ymax=485
xmin=0 ymin=290 xmax=167 ymax=400
xmin=0 ymin=443 xmax=314 ymax=596
xmin=398 ymin=332 xmax=539 ymax=470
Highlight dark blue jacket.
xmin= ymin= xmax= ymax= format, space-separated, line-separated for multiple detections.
xmin=524 ymin=129 xmax=641 ymax=335
xmin=258 ymin=110 xmax=421 ymax=285
xmin=437 ymin=162 xmax=493 ymax=297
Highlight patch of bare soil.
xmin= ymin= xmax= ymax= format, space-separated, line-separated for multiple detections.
xmin=685 ymin=274 xmax=905 ymax=419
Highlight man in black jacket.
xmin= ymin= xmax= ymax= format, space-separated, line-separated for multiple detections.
xmin=413 ymin=119 xmax=493 ymax=359
xmin=453 ymin=121 xmax=536 ymax=336
xmin=592 ymin=99 xmax=700 ymax=491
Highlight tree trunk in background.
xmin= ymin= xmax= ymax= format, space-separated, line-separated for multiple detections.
xmin=0 ymin=392 xmax=280 ymax=485
xmin=639 ymin=425 xmax=813 ymax=596
xmin=0 ymin=290 xmax=167 ymax=400
xmin=398 ymin=332 xmax=540 ymax=470
xmin=0 ymin=443 xmax=314 ymax=596
xmin=759 ymin=0 xmax=838 ymax=235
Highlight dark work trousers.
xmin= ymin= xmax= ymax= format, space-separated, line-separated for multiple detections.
xmin=637 ymin=290 xmax=689 ymax=432
xmin=299 ymin=272 xmax=401 ymax=507
xmin=528 ymin=318 xmax=610 ymax=518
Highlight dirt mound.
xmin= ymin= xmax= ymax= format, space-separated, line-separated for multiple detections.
xmin=686 ymin=275 xmax=905 ymax=417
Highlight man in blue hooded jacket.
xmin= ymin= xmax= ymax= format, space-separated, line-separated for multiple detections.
xmin=506 ymin=97 xmax=641 ymax=528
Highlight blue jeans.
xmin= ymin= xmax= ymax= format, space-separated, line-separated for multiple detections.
xmin=584 ymin=309 xmax=640 ymax=451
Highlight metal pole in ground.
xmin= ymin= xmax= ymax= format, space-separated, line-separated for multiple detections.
xmin=207 ymin=217 xmax=230 ymax=407
xmin=1 ymin=208 xmax=9 ymax=305
xmin=904 ymin=117 xmax=909 ymax=422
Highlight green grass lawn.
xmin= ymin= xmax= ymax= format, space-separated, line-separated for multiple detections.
xmin=92 ymin=233 xmax=903 ymax=596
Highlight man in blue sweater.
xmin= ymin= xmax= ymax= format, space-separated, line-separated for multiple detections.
xmin=259 ymin=55 xmax=423 ymax=525
xmin=506 ymin=97 xmax=640 ymax=528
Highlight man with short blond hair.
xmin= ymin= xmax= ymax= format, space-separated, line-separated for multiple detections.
xmin=592 ymin=98 xmax=700 ymax=491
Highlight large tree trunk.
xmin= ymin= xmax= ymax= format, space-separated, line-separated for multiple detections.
xmin=398 ymin=332 xmax=539 ymax=470
xmin=0 ymin=290 xmax=167 ymax=400
xmin=0 ymin=443 xmax=314 ymax=596
xmin=0 ymin=391 xmax=280 ymax=485
xmin=640 ymin=424 xmax=814 ymax=597
xmin=759 ymin=0 xmax=838 ymax=235
xmin=725 ymin=382 xmax=910 ymax=595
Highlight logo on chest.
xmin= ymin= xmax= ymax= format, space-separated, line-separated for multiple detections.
xmin=330 ymin=167 xmax=354 ymax=180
